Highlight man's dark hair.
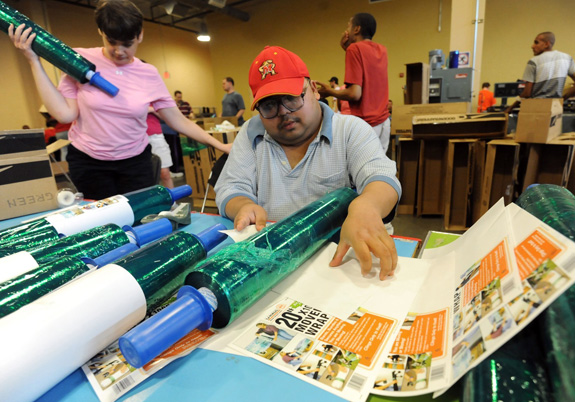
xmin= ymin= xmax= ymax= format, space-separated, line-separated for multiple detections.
xmin=482 ymin=82 xmax=490 ymax=88
xmin=174 ymin=90 xmax=182 ymax=96
xmin=95 ymin=0 xmax=143 ymax=42
xmin=538 ymin=31 xmax=555 ymax=47
xmin=352 ymin=13 xmax=377 ymax=40
xmin=225 ymin=77 xmax=235 ymax=86
xmin=329 ymin=76 xmax=339 ymax=85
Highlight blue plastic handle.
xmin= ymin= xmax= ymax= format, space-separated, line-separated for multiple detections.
xmin=167 ymin=185 xmax=193 ymax=202
xmin=123 ymin=218 xmax=173 ymax=246
xmin=119 ymin=285 xmax=213 ymax=368
xmin=194 ymin=223 xmax=228 ymax=252
xmin=88 ymin=71 xmax=119 ymax=96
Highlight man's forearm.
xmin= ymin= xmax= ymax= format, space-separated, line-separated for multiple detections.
xmin=225 ymin=196 xmax=257 ymax=220
xmin=352 ymin=181 xmax=398 ymax=218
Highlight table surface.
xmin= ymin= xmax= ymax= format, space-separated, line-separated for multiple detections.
xmin=0 ymin=210 xmax=458 ymax=402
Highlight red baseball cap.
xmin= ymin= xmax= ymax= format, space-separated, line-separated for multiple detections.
xmin=249 ymin=46 xmax=309 ymax=110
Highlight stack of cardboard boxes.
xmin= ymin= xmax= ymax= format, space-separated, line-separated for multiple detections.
xmin=394 ymin=69 xmax=574 ymax=230
xmin=394 ymin=63 xmax=508 ymax=230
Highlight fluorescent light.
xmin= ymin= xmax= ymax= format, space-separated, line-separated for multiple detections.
xmin=197 ymin=34 xmax=211 ymax=42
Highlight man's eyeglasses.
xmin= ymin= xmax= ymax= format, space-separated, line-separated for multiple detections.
xmin=256 ymin=82 xmax=309 ymax=119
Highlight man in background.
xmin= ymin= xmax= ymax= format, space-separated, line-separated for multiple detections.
xmin=221 ymin=77 xmax=246 ymax=126
xmin=477 ymin=82 xmax=496 ymax=112
xmin=316 ymin=13 xmax=390 ymax=152
xmin=506 ymin=32 xmax=575 ymax=112
xmin=174 ymin=90 xmax=193 ymax=118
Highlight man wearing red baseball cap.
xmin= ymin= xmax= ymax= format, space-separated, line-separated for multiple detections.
xmin=215 ymin=46 xmax=401 ymax=280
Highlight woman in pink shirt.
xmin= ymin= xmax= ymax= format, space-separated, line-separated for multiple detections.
xmin=9 ymin=0 xmax=231 ymax=200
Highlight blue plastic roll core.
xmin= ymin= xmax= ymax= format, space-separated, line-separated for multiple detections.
xmin=194 ymin=223 xmax=228 ymax=252
xmin=119 ymin=285 xmax=213 ymax=368
xmin=123 ymin=218 xmax=173 ymax=246
xmin=82 ymin=243 xmax=139 ymax=267
xmin=88 ymin=71 xmax=119 ymax=96
xmin=167 ymin=185 xmax=192 ymax=202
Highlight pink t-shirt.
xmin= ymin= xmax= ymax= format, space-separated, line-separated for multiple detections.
xmin=58 ymin=47 xmax=176 ymax=160
xmin=344 ymin=41 xmax=389 ymax=126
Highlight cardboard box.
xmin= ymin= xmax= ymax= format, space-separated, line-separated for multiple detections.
xmin=521 ymin=140 xmax=575 ymax=192
xmin=515 ymin=98 xmax=563 ymax=143
xmin=0 ymin=129 xmax=59 ymax=220
xmin=412 ymin=113 xmax=508 ymax=139
xmin=479 ymin=139 xmax=520 ymax=218
xmin=417 ymin=140 xmax=448 ymax=216
xmin=391 ymin=102 xmax=468 ymax=136
xmin=397 ymin=138 xmax=420 ymax=215
xmin=444 ymin=139 xmax=484 ymax=230
xmin=404 ymin=63 xmax=430 ymax=105
xmin=182 ymin=130 xmax=237 ymax=208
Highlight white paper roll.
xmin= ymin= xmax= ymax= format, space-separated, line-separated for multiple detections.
xmin=0 ymin=264 xmax=147 ymax=402
xmin=0 ymin=251 xmax=38 ymax=283
xmin=45 ymin=195 xmax=135 ymax=236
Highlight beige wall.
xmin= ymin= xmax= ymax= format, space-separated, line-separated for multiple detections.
xmin=208 ymin=0 xmax=452 ymax=120
xmin=2 ymin=0 xmax=574 ymax=130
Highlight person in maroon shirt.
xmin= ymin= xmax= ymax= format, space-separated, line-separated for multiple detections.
xmin=174 ymin=90 xmax=193 ymax=118
xmin=316 ymin=13 xmax=390 ymax=153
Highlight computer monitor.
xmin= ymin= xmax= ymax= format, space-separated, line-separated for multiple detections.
xmin=494 ymin=82 xmax=526 ymax=106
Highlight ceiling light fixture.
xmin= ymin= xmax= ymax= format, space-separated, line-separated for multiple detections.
xmin=197 ymin=21 xmax=211 ymax=42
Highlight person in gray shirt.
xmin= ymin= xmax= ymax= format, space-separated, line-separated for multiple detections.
xmin=221 ymin=77 xmax=246 ymax=126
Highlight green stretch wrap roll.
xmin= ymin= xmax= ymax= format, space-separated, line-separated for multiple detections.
xmin=0 ymin=1 xmax=94 ymax=83
xmin=115 ymin=231 xmax=207 ymax=313
xmin=0 ymin=256 xmax=89 ymax=318
xmin=29 ymin=224 xmax=129 ymax=265
xmin=515 ymin=184 xmax=575 ymax=241
xmin=516 ymin=184 xmax=575 ymax=402
xmin=0 ymin=226 xmax=59 ymax=258
xmin=0 ymin=218 xmax=54 ymax=246
xmin=461 ymin=323 xmax=553 ymax=402
xmin=125 ymin=185 xmax=174 ymax=223
xmin=0 ymin=185 xmax=180 ymax=254
xmin=186 ymin=187 xmax=357 ymax=328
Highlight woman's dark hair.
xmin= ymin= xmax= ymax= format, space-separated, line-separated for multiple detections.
xmin=95 ymin=0 xmax=143 ymax=42
xmin=352 ymin=13 xmax=377 ymax=40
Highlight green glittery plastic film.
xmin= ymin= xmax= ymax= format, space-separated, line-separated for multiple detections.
xmin=115 ymin=232 xmax=206 ymax=313
xmin=0 ymin=1 xmax=95 ymax=83
xmin=461 ymin=324 xmax=552 ymax=402
xmin=125 ymin=185 xmax=174 ymax=223
xmin=515 ymin=184 xmax=575 ymax=402
xmin=0 ymin=218 xmax=54 ymax=246
xmin=29 ymin=224 xmax=129 ymax=265
xmin=515 ymin=184 xmax=575 ymax=241
xmin=0 ymin=256 xmax=89 ymax=318
xmin=186 ymin=187 xmax=357 ymax=329
xmin=0 ymin=226 xmax=59 ymax=258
